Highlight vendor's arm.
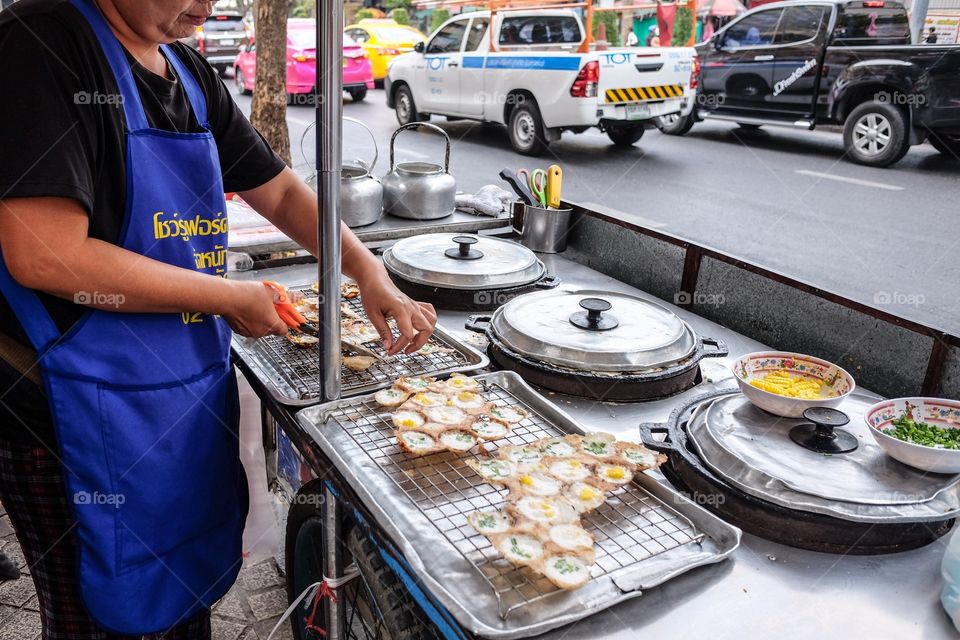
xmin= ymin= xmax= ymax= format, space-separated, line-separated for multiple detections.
xmin=0 ymin=197 xmax=287 ymax=339
xmin=239 ymin=167 xmax=437 ymax=355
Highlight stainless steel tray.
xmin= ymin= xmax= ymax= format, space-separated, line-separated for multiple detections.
xmin=296 ymin=371 xmax=741 ymax=639
xmin=231 ymin=288 xmax=488 ymax=406
xmin=687 ymin=391 xmax=960 ymax=523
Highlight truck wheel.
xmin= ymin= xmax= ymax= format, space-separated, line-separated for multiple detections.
xmin=929 ymin=132 xmax=960 ymax=159
xmin=843 ymin=101 xmax=910 ymax=167
xmin=347 ymin=87 xmax=367 ymax=102
xmin=394 ymin=85 xmax=422 ymax=126
xmin=655 ymin=113 xmax=694 ymax=136
xmin=607 ymin=125 xmax=645 ymax=147
xmin=509 ymin=101 xmax=548 ymax=156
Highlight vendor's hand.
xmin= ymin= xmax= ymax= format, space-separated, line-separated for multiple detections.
xmin=223 ymin=280 xmax=289 ymax=338
xmin=358 ymin=271 xmax=437 ymax=356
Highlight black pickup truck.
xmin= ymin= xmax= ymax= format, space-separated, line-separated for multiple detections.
xmin=658 ymin=0 xmax=960 ymax=166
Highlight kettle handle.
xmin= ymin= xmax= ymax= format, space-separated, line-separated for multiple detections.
xmin=390 ymin=122 xmax=451 ymax=173
xmin=343 ymin=117 xmax=378 ymax=174
xmin=300 ymin=117 xmax=379 ymax=175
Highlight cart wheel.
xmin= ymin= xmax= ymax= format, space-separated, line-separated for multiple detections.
xmin=285 ymin=493 xmax=438 ymax=640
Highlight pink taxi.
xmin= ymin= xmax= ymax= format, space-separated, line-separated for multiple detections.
xmin=234 ymin=19 xmax=374 ymax=102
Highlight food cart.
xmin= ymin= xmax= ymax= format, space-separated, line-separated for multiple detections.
xmin=226 ymin=4 xmax=960 ymax=639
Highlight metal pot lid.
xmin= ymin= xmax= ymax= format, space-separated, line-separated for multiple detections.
xmin=382 ymin=233 xmax=545 ymax=291
xmin=490 ymin=289 xmax=696 ymax=372
xmin=687 ymin=392 xmax=960 ymax=522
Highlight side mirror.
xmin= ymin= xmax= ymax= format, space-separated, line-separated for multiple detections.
xmin=414 ymin=41 xmax=425 ymax=54
xmin=713 ymin=36 xmax=724 ymax=51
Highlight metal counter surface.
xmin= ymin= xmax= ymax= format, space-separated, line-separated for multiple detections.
xmin=228 ymin=210 xmax=511 ymax=255
xmin=233 ymin=254 xmax=954 ymax=639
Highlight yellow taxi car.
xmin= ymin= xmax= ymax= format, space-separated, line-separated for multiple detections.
xmin=344 ymin=19 xmax=426 ymax=82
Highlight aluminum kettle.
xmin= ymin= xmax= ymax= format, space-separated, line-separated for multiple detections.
xmin=382 ymin=122 xmax=456 ymax=220
xmin=302 ymin=117 xmax=383 ymax=228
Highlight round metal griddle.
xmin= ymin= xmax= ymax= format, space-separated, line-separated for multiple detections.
xmin=382 ymin=233 xmax=560 ymax=311
xmin=466 ymin=289 xmax=728 ymax=402
xmin=640 ymin=388 xmax=958 ymax=554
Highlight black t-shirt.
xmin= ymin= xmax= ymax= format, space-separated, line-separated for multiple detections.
xmin=0 ymin=0 xmax=286 ymax=447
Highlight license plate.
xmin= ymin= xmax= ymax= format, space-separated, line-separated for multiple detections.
xmin=220 ymin=39 xmax=236 ymax=46
xmin=625 ymin=103 xmax=651 ymax=120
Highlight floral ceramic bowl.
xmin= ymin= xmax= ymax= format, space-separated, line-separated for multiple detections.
xmin=732 ymin=351 xmax=856 ymax=418
xmin=864 ymin=397 xmax=960 ymax=474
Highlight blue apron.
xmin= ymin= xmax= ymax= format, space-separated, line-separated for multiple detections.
xmin=0 ymin=0 xmax=249 ymax=633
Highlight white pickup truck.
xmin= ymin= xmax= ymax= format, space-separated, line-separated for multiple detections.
xmin=385 ymin=9 xmax=698 ymax=154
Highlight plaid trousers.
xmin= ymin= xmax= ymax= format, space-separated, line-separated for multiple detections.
xmin=0 ymin=438 xmax=212 ymax=640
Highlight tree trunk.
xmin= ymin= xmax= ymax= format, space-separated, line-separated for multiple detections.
xmin=250 ymin=0 xmax=291 ymax=166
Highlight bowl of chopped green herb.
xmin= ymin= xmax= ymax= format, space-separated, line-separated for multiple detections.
xmin=865 ymin=398 xmax=960 ymax=474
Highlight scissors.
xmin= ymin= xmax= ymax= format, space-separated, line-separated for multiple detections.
xmin=517 ymin=168 xmax=548 ymax=207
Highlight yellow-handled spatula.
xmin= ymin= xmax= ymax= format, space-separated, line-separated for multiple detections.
xmin=546 ymin=164 xmax=563 ymax=209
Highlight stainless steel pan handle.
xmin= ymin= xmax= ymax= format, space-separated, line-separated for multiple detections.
xmin=389 ymin=121 xmax=451 ymax=173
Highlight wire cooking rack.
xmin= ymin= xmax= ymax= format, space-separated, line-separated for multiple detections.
xmin=252 ymin=289 xmax=475 ymax=400
xmin=326 ymin=380 xmax=706 ymax=619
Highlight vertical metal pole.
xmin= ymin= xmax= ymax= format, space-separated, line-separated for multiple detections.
xmin=317 ymin=0 xmax=342 ymax=402
xmin=322 ymin=484 xmax=344 ymax=638
xmin=911 ymin=0 xmax=930 ymax=44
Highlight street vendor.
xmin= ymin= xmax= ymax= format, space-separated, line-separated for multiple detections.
xmin=0 ymin=0 xmax=436 ymax=637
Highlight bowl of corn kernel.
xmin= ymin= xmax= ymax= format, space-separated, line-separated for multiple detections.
xmin=732 ymin=351 xmax=856 ymax=418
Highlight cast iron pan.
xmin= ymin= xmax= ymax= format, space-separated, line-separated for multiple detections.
xmin=465 ymin=316 xmax=727 ymax=402
xmin=389 ymin=272 xmax=561 ymax=312
xmin=638 ymin=390 xmax=955 ymax=555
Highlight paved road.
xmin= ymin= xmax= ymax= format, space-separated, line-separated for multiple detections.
xmin=231 ymin=85 xmax=960 ymax=336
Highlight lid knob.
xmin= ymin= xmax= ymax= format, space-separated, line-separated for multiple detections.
xmin=569 ymin=297 xmax=619 ymax=331
xmin=789 ymin=407 xmax=858 ymax=454
xmin=445 ymin=235 xmax=484 ymax=261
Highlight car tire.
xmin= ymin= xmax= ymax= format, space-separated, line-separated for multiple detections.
xmin=348 ymin=87 xmax=367 ymax=102
xmin=928 ymin=131 xmax=960 ymax=159
xmin=235 ymin=68 xmax=251 ymax=95
xmin=394 ymin=84 xmax=422 ymax=126
xmin=655 ymin=113 xmax=694 ymax=136
xmin=606 ymin=125 xmax=645 ymax=147
xmin=508 ymin=101 xmax=548 ymax=156
xmin=843 ymin=101 xmax=910 ymax=167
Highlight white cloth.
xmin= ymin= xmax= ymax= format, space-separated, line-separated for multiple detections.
xmin=455 ymin=184 xmax=515 ymax=217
